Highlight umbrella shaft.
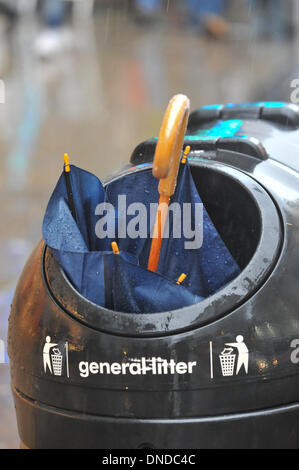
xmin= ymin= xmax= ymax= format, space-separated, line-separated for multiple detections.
xmin=147 ymin=195 xmax=170 ymax=272
xmin=64 ymin=172 xmax=77 ymax=222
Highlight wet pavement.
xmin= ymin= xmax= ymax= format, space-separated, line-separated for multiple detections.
xmin=0 ymin=3 xmax=298 ymax=448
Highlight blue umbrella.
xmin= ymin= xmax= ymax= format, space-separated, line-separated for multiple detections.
xmin=43 ymin=159 xmax=240 ymax=313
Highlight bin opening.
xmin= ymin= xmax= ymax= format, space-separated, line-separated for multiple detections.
xmin=44 ymin=159 xmax=280 ymax=334
xmin=43 ymin=160 xmax=245 ymax=314
xmin=190 ymin=165 xmax=261 ymax=270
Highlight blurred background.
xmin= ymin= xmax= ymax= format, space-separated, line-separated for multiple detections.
xmin=0 ymin=0 xmax=299 ymax=448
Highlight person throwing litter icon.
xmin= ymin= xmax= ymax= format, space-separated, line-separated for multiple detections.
xmin=226 ymin=335 xmax=249 ymax=375
xmin=43 ymin=336 xmax=57 ymax=374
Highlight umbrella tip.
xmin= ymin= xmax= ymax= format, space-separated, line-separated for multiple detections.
xmin=111 ymin=241 xmax=119 ymax=255
xmin=177 ymin=273 xmax=187 ymax=285
xmin=64 ymin=153 xmax=70 ymax=173
xmin=181 ymin=146 xmax=191 ymax=164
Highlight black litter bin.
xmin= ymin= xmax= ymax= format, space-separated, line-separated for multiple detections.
xmin=8 ymin=101 xmax=299 ymax=449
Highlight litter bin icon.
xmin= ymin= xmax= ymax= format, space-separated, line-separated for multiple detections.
xmin=219 ymin=347 xmax=236 ymax=377
xmin=51 ymin=348 xmax=63 ymax=377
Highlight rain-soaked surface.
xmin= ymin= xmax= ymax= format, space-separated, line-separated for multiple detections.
xmin=0 ymin=0 xmax=298 ymax=448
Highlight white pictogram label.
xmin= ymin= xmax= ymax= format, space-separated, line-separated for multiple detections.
xmin=43 ymin=336 xmax=69 ymax=377
xmin=219 ymin=335 xmax=249 ymax=377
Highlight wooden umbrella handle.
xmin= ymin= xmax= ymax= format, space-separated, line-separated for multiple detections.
xmin=147 ymin=94 xmax=190 ymax=272
xmin=153 ymin=94 xmax=190 ymax=198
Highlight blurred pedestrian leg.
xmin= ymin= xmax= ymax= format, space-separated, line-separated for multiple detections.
xmin=41 ymin=0 xmax=67 ymax=27
xmin=135 ymin=0 xmax=162 ymax=13
xmin=248 ymin=0 xmax=290 ymax=39
xmin=35 ymin=0 xmax=72 ymax=58
xmin=134 ymin=0 xmax=162 ymax=22
xmin=186 ymin=0 xmax=229 ymax=38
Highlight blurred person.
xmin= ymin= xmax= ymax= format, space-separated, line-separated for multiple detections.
xmin=133 ymin=0 xmax=162 ymax=22
xmin=34 ymin=0 xmax=73 ymax=58
xmin=0 ymin=1 xmax=18 ymax=31
xmin=186 ymin=0 xmax=229 ymax=38
xmin=40 ymin=0 xmax=67 ymax=27
xmin=0 ymin=1 xmax=18 ymax=76
xmin=248 ymin=0 xmax=292 ymax=39
xmin=133 ymin=0 xmax=230 ymax=38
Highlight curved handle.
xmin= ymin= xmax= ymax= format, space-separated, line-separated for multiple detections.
xmin=147 ymin=94 xmax=190 ymax=272
xmin=153 ymin=94 xmax=190 ymax=197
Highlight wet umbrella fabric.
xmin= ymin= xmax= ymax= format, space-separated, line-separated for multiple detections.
xmin=156 ymin=161 xmax=240 ymax=297
xmin=106 ymin=161 xmax=240 ymax=296
xmin=104 ymin=254 xmax=203 ymax=314
xmin=43 ymin=163 xmax=240 ymax=313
